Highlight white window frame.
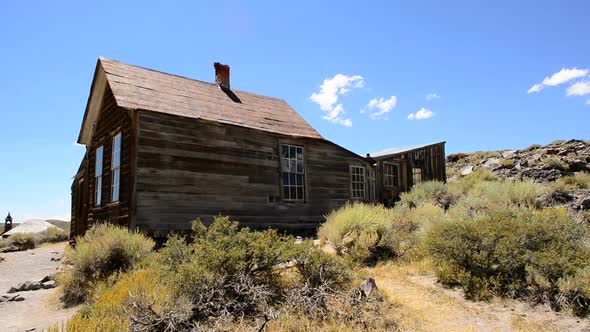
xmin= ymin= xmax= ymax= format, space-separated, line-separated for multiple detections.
xmin=383 ymin=162 xmax=400 ymax=187
xmin=111 ymin=133 xmax=121 ymax=202
xmin=350 ymin=166 xmax=366 ymax=199
xmin=95 ymin=146 xmax=104 ymax=206
xmin=280 ymin=144 xmax=305 ymax=201
xmin=412 ymin=167 xmax=422 ymax=185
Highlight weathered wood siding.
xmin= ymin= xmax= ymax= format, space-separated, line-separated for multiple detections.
xmin=374 ymin=143 xmax=446 ymax=205
xmin=134 ymin=111 xmax=370 ymax=237
xmin=84 ymin=87 xmax=134 ymax=231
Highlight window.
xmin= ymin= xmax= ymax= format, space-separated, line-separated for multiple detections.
xmin=412 ymin=167 xmax=422 ymax=184
xmin=351 ymin=166 xmax=366 ymax=199
xmin=281 ymin=144 xmax=304 ymax=201
xmin=111 ymin=133 xmax=121 ymax=202
xmin=383 ymin=162 xmax=399 ymax=187
xmin=95 ymin=146 xmax=103 ymax=206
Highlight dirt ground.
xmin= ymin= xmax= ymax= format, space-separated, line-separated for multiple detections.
xmin=369 ymin=262 xmax=590 ymax=332
xmin=0 ymin=242 xmax=78 ymax=332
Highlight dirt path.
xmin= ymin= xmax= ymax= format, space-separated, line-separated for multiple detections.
xmin=368 ymin=262 xmax=590 ymax=332
xmin=0 ymin=242 xmax=78 ymax=332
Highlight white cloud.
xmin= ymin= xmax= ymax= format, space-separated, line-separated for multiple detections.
xmin=365 ymin=96 xmax=397 ymax=119
xmin=425 ymin=93 xmax=440 ymax=101
xmin=310 ymin=74 xmax=364 ymax=127
xmin=527 ymin=84 xmax=544 ymax=94
xmin=528 ymin=67 xmax=589 ymax=93
xmin=586 ymin=99 xmax=590 ymax=105
xmin=408 ymin=107 xmax=434 ymax=120
xmin=566 ymin=81 xmax=590 ymax=96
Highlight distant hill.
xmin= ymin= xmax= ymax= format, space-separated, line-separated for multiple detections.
xmin=1 ymin=219 xmax=70 ymax=234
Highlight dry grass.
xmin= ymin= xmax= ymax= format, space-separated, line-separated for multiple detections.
xmin=510 ymin=315 xmax=560 ymax=332
xmin=368 ymin=261 xmax=482 ymax=332
xmin=365 ymin=260 xmax=589 ymax=332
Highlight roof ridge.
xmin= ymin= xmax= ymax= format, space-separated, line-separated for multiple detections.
xmin=98 ymin=57 xmax=286 ymax=102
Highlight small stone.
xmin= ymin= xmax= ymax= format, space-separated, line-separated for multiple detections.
xmin=41 ymin=280 xmax=57 ymax=289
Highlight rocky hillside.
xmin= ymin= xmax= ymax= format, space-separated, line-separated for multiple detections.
xmin=447 ymin=139 xmax=590 ymax=182
xmin=447 ymin=139 xmax=590 ymax=213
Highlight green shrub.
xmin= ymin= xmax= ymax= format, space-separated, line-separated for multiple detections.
xmin=554 ymin=172 xmax=590 ymax=190
xmin=293 ymin=241 xmax=351 ymax=289
xmin=40 ymin=227 xmax=69 ymax=243
xmin=319 ymin=202 xmax=398 ymax=263
xmin=400 ymin=181 xmax=459 ymax=209
xmin=447 ymin=153 xmax=469 ymax=163
xmin=550 ymin=139 xmax=566 ymax=145
xmin=542 ymin=157 xmax=568 ymax=170
xmin=425 ymin=208 xmax=590 ymax=305
xmin=500 ymin=159 xmax=515 ymax=169
xmin=558 ymin=266 xmax=590 ymax=317
xmin=60 ymin=223 xmax=154 ymax=305
xmin=449 ymin=168 xmax=497 ymax=194
xmin=4 ymin=233 xmax=38 ymax=250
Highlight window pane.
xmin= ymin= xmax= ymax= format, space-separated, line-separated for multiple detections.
xmin=289 ymin=160 xmax=296 ymax=173
xmin=296 ymin=160 xmax=304 ymax=173
xmin=282 ymin=159 xmax=289 ymax=172
xmin=296 ymin=147 xmax=303 ymax=159
xmin=290 ymin=187 xmax=296 ymax=199
xmin=283 ymin=186 xmax=290 ymax=199
xmin=296 ymin=187 xmax=303 ymax=200
xmin=281 ymin=145 xmax=289 ymax=158
xmin=289 ymin=146 xmax=296 ymax=158
xmin=289 ymin=173 xmax=296 ymax=186
xmin=296 ymin=174 xmax=303 ymax=186
xmin=283 ymin=173 xmax=289 ymax=185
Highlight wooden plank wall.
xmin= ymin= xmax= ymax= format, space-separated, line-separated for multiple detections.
xmin=374 ymin=143 xmax=446 ymax=204
xmin=85 ymin=87 xmax=134 ymax=230
xmin=134 ymin=111 xmax=370 ymax=237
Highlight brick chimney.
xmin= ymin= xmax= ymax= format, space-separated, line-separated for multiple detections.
xmin=214 ymin=62 xmax=230 ymax=90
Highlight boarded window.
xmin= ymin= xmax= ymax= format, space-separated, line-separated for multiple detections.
xmin=111 ymin=133 xmax=121 ymax=202
xmin=281 ymin=144 xmax=304 ymax=201
xmin=351 ymin=166 xmax=366 ymax=199
xmin=412 ymin=167 xmax=422 ymax=185
xmin=95 ymin=146 xmax=103 ymax=206
xmin=383 ymin=162 xmax=399 ymax=187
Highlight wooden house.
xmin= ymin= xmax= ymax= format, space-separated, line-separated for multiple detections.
xmin=71 ymin=58 xmax=445 ymax=239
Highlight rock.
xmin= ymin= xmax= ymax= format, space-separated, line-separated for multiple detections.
xmin=579 ymin=198 xmax=590 ymax=210
xmin=502 ymin=150 xmax=517 ymax=159
xmin=482 ymin=158 xmax=501 ymax=170
xmin=50 ymin=256 xmax=61 ymax=261
xmin=0 ymin=294 xmax=25 ymax=302
xmin=7 ymin=275 xmax=54 ymax=293
xmin=40 ymin=275 xmax=53 ymax=283
xmin=41 ymin=280 xmax=57 ymax=289
xmin=460 ymin=165 xmax=474 ymax=176
xmin=355 ymin=277 xmax=382 ymax=302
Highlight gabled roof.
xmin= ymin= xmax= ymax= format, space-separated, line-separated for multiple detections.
xmin=368 ymin=141 xmax=446 ymax=160
xmin=78 ymin=58 xmax=323 ymax=145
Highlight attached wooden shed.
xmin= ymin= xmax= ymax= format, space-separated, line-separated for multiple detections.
xmin=367 ymin=142 xmax=446 ymax=206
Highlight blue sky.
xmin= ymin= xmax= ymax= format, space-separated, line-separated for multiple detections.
xmin=1 ymin=1 xmax=589 ymax=222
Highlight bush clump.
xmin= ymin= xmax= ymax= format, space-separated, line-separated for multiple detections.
xmin=59 ymin=223 xmax=154 ymax=305
xmin=61 ymin=217 xmax=389 ymax=331
xmin=0 ymin=227 xmax=69 ymax=252
xmin=318 ymin=202 xmax=407 ymax=264
xmin=425 ymin=207 xmax=590 ymax=314
xmin=400 ymin=181 xmax=460 ymax=209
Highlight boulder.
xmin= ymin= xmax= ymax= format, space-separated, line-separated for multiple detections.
xmin=41 ymin=280 xmax=57 ymax=289
xmin=460 ymin=165 xmax=474 ymax=176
